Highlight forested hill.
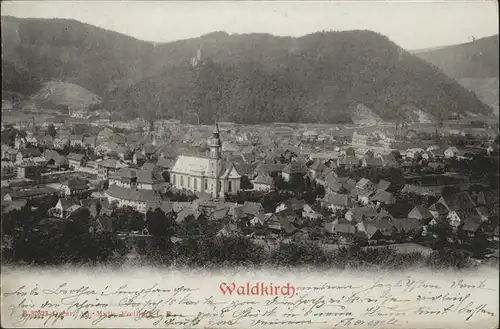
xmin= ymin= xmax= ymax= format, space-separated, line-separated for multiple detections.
xmin=106 ymin=30 xmax=492 ymax=123
xmin=1 ymin=16 xmax=493 ymax=123
xmin=413 ymin=34 xmax=499 ymax=78
xmin=413 ymin=34 xmax=499 ymax=114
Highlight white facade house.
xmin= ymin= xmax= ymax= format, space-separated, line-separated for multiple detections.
xmin=170 ymin=122 xmax=242 ymax=199
xmin=252 ymin=174 xmax=273 ymax=191
xmin=444 ymin=147 xmax=459 ymax=158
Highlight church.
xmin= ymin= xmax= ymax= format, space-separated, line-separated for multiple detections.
xmin=170 ymin=122 xmax=242 ymax=199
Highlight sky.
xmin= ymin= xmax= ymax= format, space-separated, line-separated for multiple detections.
xmin=1 ymin=1 xmax=499 ymax=50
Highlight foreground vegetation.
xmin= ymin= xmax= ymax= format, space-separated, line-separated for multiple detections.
xmin=1 ymin=204 xmax=487 ymax=270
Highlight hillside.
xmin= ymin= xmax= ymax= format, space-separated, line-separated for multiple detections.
xmin=1 ymin=16 xmax=494 ymax=123
xmin=106 ymin=30 xmax=493 ymax=123
xmin=2 ymin=59 xmax=41 ymax=101
xmin=1 ymin=15 xmax=157 ymax=96
xmin=26 ymin=81 xmax=101 ymax=111
xmin=413 ymin=34 xmax=499 ymax=114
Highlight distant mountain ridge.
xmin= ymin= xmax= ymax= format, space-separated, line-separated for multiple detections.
xmin=413 ymin=34 xmax=499 ymax=115
xmin=1 ymin=15 xmax=494 ymax=123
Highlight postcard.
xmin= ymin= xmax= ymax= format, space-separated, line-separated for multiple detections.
xmin=1 ymin=0 xmax=499 ymax=328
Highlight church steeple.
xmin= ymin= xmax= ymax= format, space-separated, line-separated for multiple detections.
xmin=209 ymin=120 xmax=222 ymax=159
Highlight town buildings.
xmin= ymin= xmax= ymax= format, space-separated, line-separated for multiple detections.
xmin=97 ymin=159 xmax=128 ymax=181
xmin=170 ymin=122 xmax=242 ymax=198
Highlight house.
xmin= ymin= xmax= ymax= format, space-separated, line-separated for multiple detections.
xmin=83 ymin=136 xmax=97 ymax=150
xmin=156 ymin=157 xmax=175 ymax=171
xmin=444 ymin=147 xmax=459 ymax=158
xmin=303 ymin=204 xmax=321 ymax=220
xmin=143 ymin=145 xmax=157 ymax=159
xmin=67 ymin=153 xmax=86 ymax=169
xmin=3 ymin=186 xmax=57 ymax=201
xmin=254 ymin=163 xmax=286 ymax=176
xmin=380 ymin=154 xmax=399 ymax=167
xmin=492 ymin=226 xmax=499 ymax=242
xmin=109 ymin=168 xmax=138 ymax=189
xmin=51 ymin=198 xmax=80 ymax=219
xmin=427 ymin=148 xmax=444 ymax=159
xmin=308 ymin=151 xmax=340 ymax=163
xmin=344 ymin=147 xmax=356 ymax=156
xmin=104 ymin=184 xmax=162 ymax=213
xmin=361 ymin=157 xmax=384 ymax=167
xmin=357 ymin=190 xmax=374 ymax=206
xmin=356 ymin=178 xmax=376 ymax=193
xmin=2 ymin=199 xmax=28 ymax=213
xmin=276 ymin=211 xmax=299 ymax=235
xmin=114 ymin=145 xmax=129 ymax=160
xmin=392 ymin=218 xmax=423 ymax=236
xmin=62 ymin=178 xmax=90 ymax=197
xmin=428 ymin=162 xmax=445 ymax=172
xmin=175 ymin=208 xmax=200 ymax=224
xmin=97 ymin=159 xmax=128 ymax=181
xmin=253 ymin=174 xmax=274 ymax=191
xmin=435 ymin=192 xmax=476 ymax=214
xmin=133 ymin=152 xmax=146 ymax=166
xmin=323 ymin=173 xmax=343 ymax=193
xmin=16 ymin=159 xmax=45 ymax=181
xmin=370 ymin=190 xmax=396 ymax=205
xmin=1 ymin=161 xmax=16 ymax=180
xmin=242 ymin=201 xmax=264 ymax=217
xmin=69 ymin=135 xmax=84 ymax=147
xmin=428 ymin=202 xmax=449 ymax=219
xmin=137 ymin=169 xmax=166 ymax=191
xmin=446 ymin=209 xmax=482 ymax=229
xmin=376 ymin=179 xmax=391 ymax=191
xmin=324 ymin=221 xmax=356 ymax=237
xmin=321 ymin=193 xmax=351 ymax=211
xmin=16 ymin=148 xmax=42 ymax=164
xmin=405 ymin=148 xmax=425 ymax=159
xmin=53 ymin=136 xmax=70 ymax=150
xmin=217 ymin=222 xmax=239 ymax=237
xmin=486 ymin=144 xmax=499 ymax=156
xmin=40 ymin=135 xmax=54 ymax=148
xmin=345 ymin=206 xmax=378 ymax=222
xmin=460 ymin=219 xmax=482 ymax=238
xmin=275 ymin=198 xmax=306 ymax=214
xmin=357 ymin=219 xmax=395 ymax=240
xmin=250 ymin=213 xmax=268 ymax=226
xmin=170 ymin=123 xmax=242 ymax=199
xmin=407 ymin=205 xmax=434 ymax=223
xmin=308 ymin=160 xmax=327 ymax=178
xmin=2 ymin=146 xmax=18 ymax=162
xmin=339 ymin=177 xmax=357 ymax=191
xmin=44 ymin=150 xmax=68 ymax=170
xmin=210 ymin=207 xmax=231 ymax=221
xmin=266 ymin=214 xmax=282 ymax=232
xmin=337 ymin=155 xmax=360 ymax=169
xmin=281 ymin=161 xmax=307 ymax=182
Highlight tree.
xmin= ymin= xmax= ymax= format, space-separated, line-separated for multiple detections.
xmin=271 ymin=241 xmax=327 ymax=266
xmin=469 ymin=231 xmax=489 ymax=259
xmin=427 ymin=220 xmax=453 ymax=250
xmin=47 ymin=124 xmax=57 ymax=138
xmin=240 ymin=176 xmax=253 ymax=190
xmin=390 ymin=150 xmax=402 ymax=161
xmin=162 ymin=171 xmax=170 ymax=183
xmin=146 ymin=208 xmax=176 ymax=237
xmin=112 ymin=206 xmax=145 ymax=232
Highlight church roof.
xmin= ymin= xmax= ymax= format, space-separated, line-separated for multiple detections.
xmin=171 ymin=155 xmax=213 ymax=176
xmin=171 ymin=155 xmax=242 ymax=179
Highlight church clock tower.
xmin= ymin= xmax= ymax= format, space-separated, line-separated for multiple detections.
xmin=208 ymin=121 xmax=223 ymax=198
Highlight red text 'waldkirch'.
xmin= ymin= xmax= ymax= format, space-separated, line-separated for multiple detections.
xmin=219 ymin=282 xmax=296 ymax=297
